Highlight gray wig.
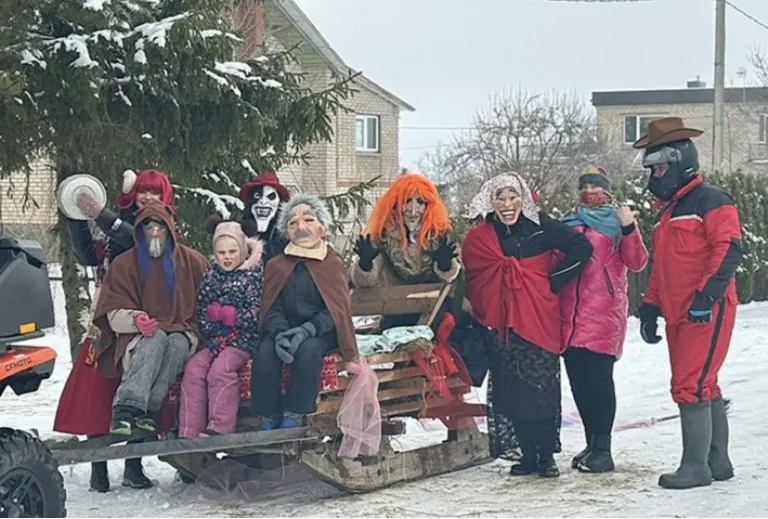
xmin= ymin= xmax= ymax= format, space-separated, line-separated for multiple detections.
xmin=276 ymin=194 xmax=333 ymax=237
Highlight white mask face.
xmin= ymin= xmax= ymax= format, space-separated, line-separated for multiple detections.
xmin=250 ymin=185 xmax=280 ymax=233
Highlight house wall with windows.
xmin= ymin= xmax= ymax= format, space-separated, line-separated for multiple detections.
xmin=593 ymin=86 xmax=768 ymax=175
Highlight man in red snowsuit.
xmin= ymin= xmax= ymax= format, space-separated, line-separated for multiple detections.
xmin=634 ymin=117 xmax=742 ymax=490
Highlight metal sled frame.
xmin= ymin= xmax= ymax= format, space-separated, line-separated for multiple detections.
xmin=47 ymin=282 xmax=491 ymax=493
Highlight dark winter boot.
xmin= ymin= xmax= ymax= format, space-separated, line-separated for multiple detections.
xmin=709 ymin=396 xmax=734 ymax=481
xmin=571 ymin=429 xmax=593 ymax=469
xmin=89 ymin=461 xmax=110 ymax=493
xmin=509 ymin=422 xmax=538 ymax=476
xmin=122 ymin=458 xmax=153 ymax=489
xmin=534 ymin=420 xmax=560 ymax=478
xmin=538 ymin=454 xmax=560 ymax=478
xmin=658 ymin=401 xmax=713 ymax=490
xmin=577 ymin=434 xmax=615 ymax=473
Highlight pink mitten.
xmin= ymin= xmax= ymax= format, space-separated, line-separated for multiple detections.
xmin=220 ymin=305 xmax=236 ymax=328
xmin=134 ymin=313 xmax=158 ymax=337
xmin=206 ymin=302 xmax=223 ymax=322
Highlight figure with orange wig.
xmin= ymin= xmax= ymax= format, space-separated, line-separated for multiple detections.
xmin=351 ymin=173 xmax=460 ymax=329
xmin=54 ymin=169 xmax=175 ymax=493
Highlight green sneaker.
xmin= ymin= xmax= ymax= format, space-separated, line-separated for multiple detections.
xmin=135 ymin=415 xmax=156 ymax=432
xmin=110 ymin=417 xmax=132 ymax=436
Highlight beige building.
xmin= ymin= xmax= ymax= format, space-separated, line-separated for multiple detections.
xmin=237 ymin=0 xmax=414 ymax=201
xmin=592 ymin=82 xmax=768 ymax=175
xmin=1 ymin=0 xmax=413 ymax=238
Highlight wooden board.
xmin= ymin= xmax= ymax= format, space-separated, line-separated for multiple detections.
xmin=350 ymin=283 xmax=447 ymax=317
xmin=51 ymin=427 xmax=317 ymax=465
xmin=301 ymin=428 xmax=491 ymax=493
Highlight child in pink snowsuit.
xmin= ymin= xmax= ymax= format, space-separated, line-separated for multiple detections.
xmin=179 ymin=217 xmax=264 ymax=437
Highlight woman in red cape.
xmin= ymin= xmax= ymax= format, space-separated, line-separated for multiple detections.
xmin=462 ymin=172 xmax=592 ymax=478
xmin=54 ymin=169 xmax=174 ymax=492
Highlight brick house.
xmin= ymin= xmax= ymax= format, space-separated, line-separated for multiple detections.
xmin=241 ymin=0 xmax=415 ymax=202
xmin=592 ymin=81 xmax=768 ymax=175
xmin=1 ymin=0 xmax=413 ymax=246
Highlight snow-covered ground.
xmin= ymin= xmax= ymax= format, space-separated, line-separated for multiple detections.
xmin=2 ymin=299 xmax=767 ymax=517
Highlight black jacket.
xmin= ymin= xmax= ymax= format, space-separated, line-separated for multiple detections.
xmin=491 ymin=212 xmax=593 ymax=292
xmin=264 ymin=262 xmax=335 ymax=339
xmin=67 ymin=207 xmax=136 ymax=266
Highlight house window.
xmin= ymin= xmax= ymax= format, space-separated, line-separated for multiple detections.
xmin=759 ymin=114 xmax=768 ymax=144
xmin=356 ymin=115 xmax=379 ymax=152
xmin=624 ymin=115 xmax=662 ymax=144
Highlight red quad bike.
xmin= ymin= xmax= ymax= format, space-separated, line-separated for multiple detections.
xmin=0 ymin=237 xmax=66 ymax=518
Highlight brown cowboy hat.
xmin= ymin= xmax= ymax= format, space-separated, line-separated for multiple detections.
xmin=632 ymin=116 xmax=704 ymax=149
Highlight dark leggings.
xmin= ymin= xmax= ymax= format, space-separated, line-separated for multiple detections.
xmin=563 ymin=347 xmax=616 ymax=437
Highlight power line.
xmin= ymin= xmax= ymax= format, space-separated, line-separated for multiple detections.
xmin=543 ymin=0 xmax=656 ymax=2
xmin=725 ymin=1 xmax=768 ymax=32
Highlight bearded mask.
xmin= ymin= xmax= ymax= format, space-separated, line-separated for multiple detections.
xmin=141 ymin=218 xmax=169 ymax=258
xmin=402 ymin=196 xmax=426 ymax=236
xmin=249 ymin=185 xmax=280 ymax=233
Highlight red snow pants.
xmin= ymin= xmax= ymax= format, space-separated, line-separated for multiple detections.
xmin=665 ymin=301 xmax=736 ymax=404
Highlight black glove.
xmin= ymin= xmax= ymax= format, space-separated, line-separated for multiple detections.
xmin=426 ymin=236 xmax=458 ymax=272
xmin=353 ymin=234 xmax=381 ymax=272
xmin=688 ymin=292 xmax=716 ymax=323
xmin=638 ymin=303 xmax=662 ymax=344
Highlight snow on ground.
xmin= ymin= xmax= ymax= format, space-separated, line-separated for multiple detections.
xmin=2 ymin=300 xmax=767 ymax=517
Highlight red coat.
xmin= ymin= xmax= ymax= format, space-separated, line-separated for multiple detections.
xmin=644 ymin=176 xmax=742 ymax=325
xmin=463 ymin=221 xmax=562 ymax=353
xmin=559 ymin=225 xmax=648 ymax=359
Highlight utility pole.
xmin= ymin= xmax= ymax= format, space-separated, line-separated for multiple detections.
xmin=713 ymin=0 xmax=726 ymax=172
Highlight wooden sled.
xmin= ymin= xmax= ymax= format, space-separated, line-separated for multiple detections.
xmin=48 ymin=282 xmax=491 ymax=493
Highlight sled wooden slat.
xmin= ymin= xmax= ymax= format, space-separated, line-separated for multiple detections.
xmin=334 ymin=349 xmax=417 ymax=370
xmin=350 ymin=283 xmax=446 ymax=317
xmin=418 ymin=283 xmax=453 ymax=327
xmin=329 ymin=366 xmax=425 ymax=391
xmin=315 ymin=383 xmax=429 ymax=415
xmin=52 ymin=427 xmax=317 ymax=465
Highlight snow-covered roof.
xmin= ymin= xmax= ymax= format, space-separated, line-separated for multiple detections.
xmin=272 ymin=0 xmax=415 ymax=112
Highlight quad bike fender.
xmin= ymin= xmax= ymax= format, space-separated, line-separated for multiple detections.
xmin=0 ymin=346 xmax=57 ymax=396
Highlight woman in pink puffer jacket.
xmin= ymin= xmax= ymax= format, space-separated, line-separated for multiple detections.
xmin=559 ymin=166 xmax=649 ymax=475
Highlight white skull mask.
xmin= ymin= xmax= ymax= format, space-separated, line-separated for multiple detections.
xmin=250 ymin=185 xmax=280 ymax=233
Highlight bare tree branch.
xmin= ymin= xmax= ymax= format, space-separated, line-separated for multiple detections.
xmin=420 ymin=89 xmax=600 ymax=215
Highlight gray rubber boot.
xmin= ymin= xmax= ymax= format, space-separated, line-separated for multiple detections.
xmin=709 ymin=396 xmax=734 ymax=481
xmin=658 ymin=401 xmax=713 ymax=490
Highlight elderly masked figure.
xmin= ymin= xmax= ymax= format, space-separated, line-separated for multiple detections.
xmin=92 ymin=202 xmax=209 ymax=435
xmin=351 ymin=174 xmax=460 ymax=329
xmin=462 ymin=173 xmax=592 ymax=478
xmin=54 ymin=168 xmax=174 ymax=492
xmin=239 ymin=171 xmax=291 ymax=263
xmin=251 ymin=195 xmax=360 ymax=430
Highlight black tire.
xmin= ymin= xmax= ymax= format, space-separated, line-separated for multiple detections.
xmin=0 ymin=428 xmax=66 ymax=518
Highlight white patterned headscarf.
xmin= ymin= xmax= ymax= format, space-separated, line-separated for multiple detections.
xmin=465 ymin=172 xmax=540 ymax=225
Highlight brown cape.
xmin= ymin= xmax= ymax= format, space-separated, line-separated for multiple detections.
xmin=260 ymin=249 xmax=359 ymax=362
xmin=92 ymin=202 xmax=210 ymax=378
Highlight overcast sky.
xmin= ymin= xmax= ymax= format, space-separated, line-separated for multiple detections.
xmin=293 ymin=0 xmax=768 ymax=169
